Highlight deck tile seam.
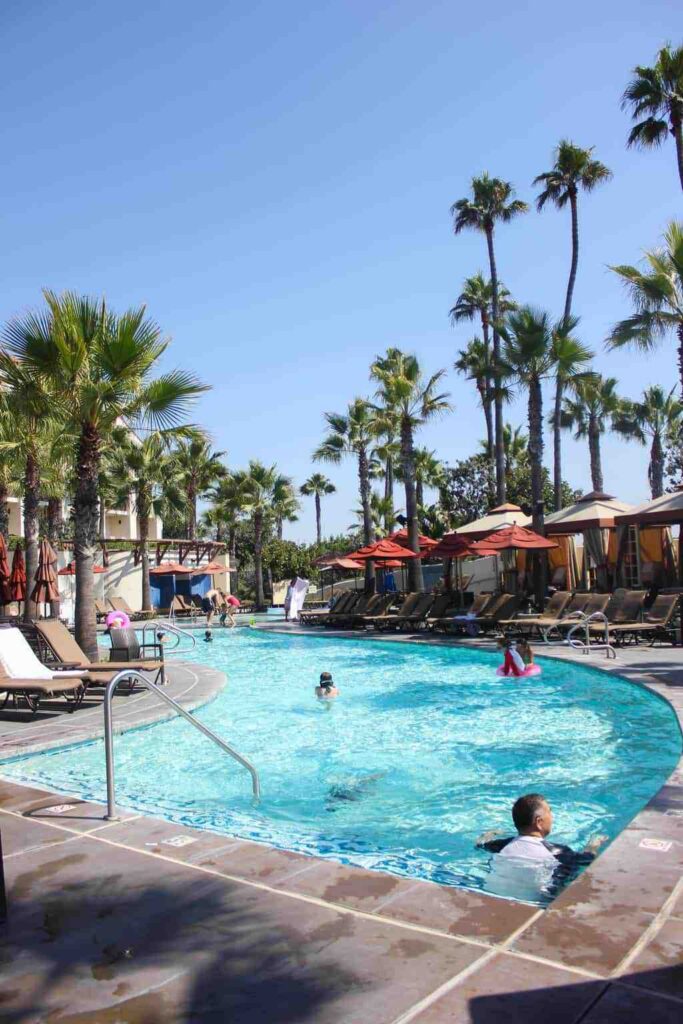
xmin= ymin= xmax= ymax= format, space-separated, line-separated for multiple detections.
xmin=610 ymin=874 xmax=683 ymax=977
xmin=387 ymin=948 xmax=499 ymax=1024
xmin=3 ymin=832 xmax=83 ymax=859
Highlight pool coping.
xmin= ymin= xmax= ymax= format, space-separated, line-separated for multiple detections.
xmin=1 ymin=627 xmax=683 ymax=1016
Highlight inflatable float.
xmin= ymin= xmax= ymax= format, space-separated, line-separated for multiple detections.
xmin=105 ymin=610 xmax=130 ymax=629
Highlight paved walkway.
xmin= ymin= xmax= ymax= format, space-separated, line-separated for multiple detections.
xmin=1 ymin=631 xmax=682 ymax=1021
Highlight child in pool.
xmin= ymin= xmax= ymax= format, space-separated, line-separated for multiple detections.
xmin=517 ymin=640 xmax=534 ymax=667
xmin=497 ymin=636 xmax=526 ymax=677
xmin=315 ymin=672 xmax=339 ymax=699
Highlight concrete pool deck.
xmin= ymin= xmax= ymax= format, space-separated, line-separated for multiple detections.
xmin=1 ymin=630 xmax=682 ymax=1021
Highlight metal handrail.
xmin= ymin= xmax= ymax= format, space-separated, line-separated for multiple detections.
xmin=566 ymin=611 xmax=616 ymax=659
xmin=141 ymin=619 xmax=196 ymax=653
xmin=103 ymin=670 xmax=260 ymax=819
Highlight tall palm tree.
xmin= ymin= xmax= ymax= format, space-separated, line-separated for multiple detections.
xmin=397 ymin=448 xmax=446 ymax=513
xmin=209 ymin=473 xmax=248 ymax=588
xmin=549 ymin=317 xmax=594 ymax=510
xmin=451 ymin=175 xmax=528 ymax=501
xmin=300 ymin=473 xmax=336 ymax=544
xmin=534 ymin=141 xmax=612 ymax=321
xmin=613 ymin=386 xmax=683 ymax=498
xmin=450 ymin=276 xmax=516 ymax=486
xmin=622 ymin=43 xmax=683 ymax=191
xmin=110 ymin=431 xmax=186 ymax=611
xmin=0 ymin=406 xmax=22 ymax=537
xmin=350 ymin=491 xmax=395 ymax=538
xmin=171 ymin=435 xmax=226 ymax=540
xmin=232 ymin=460 xmax=279 ymax=609
xmin=560 ymin=376 xmax=622 ymax=493
xmin=371 ymin=406 xmax=401 ymax=533
xmin=370 ymin=349 xmax=451 ymax=590
xmin=3 ymin=291 xmax=208 ymax=659
xmin=272 ymin=474 xmax=299 ymax=540
xmin=313 ymin=399 xmax=378 ymax=590
xmin=0 ymin=359 xmax=60 ymax=621
xmin=608 ymin=222 xmax=683 ymax=397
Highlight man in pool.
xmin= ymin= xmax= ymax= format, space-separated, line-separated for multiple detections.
xmin=476 ymin=794 xmax=606 ymax=879
xmin=315 ymin=672 xmax=339 ymax=699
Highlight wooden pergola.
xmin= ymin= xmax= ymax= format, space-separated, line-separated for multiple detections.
xmin=59 ymin=538 xmax=227 ymax=569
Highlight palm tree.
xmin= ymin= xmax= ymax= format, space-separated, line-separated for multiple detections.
xmin=209 ymin=473 xmax=248 ymax=589
xmin=370 ymin=349 xmax=451 ymax=590
xmin=622 ymin=43 xmax=683 ymax=191
xmin=272 ymin=475 xmax=299 ymax=540
xmin=371 ymin=406 xmax=401 ymax=533
xmin=560 ymin=376 xmax=622 ymax=493
xmin=613 ymin=386 xmax=683 ymax=498
xmin=534 ymin=141 xmax=612 ymax=321
xmin=313 ymin=399 xmax=378 ymax=590
xmin=110 ymin=431 xmax=185 ymax=611
xmin=0 ymin=408 xmax=21 ymax=537
xmin=454 ymin=338 xmax=497 ymax=497
xmin=2 ymin=291 xmax=208 ymax=659
xmin=0 ymin=359 xmax=60 ymax=620
xmin=171 ymin=435 xmax=226 ymax=540
xmin=300 ymin=473 xmax=336 ymax=544
xmin=451 ymin=175 xmax=528 ymax=500
xmin=350 ymin=491 xmax=395 ymax=538
xmin=608 ymin=222 xmax=683 ymax=397
xmin=549 ymin=317 xmax=594 ymax=509
xmin=397 ymin=448 xmax=446 ymax=514
xmin=232 ymin=460 xmax=279 ymax=610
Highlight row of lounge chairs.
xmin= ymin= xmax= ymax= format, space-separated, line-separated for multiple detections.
xmin=298 ymin=587 xmax=680 ymax=646
xmin=0 ymin=620 xmax=165 ymax=715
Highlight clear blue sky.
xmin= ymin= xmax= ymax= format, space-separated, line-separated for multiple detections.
xmin=2 ymin=1 xmax=681 ymax=542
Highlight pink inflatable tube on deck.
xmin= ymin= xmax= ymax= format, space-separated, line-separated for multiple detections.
xmin=106 ymin=610 xmax=130 ymax=629
xmin=496 ymin=664 xmax=541 ymax=677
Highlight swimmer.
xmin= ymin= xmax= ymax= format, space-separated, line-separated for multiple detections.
xmin=204 ymin=629 xmax=213 ymax=642
xmin=315 ymin=671 xmax=339 ymax=699
xmin=476 ymin=794 xmax=607 ymax=889
xmin=326 ymin=772 xmax=385 ymax=811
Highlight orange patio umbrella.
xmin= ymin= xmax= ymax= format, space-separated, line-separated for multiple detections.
xmin=468 ymin=525 xmax=558 ymax=555
xmin=31 ymin=539 xmax=60 ymax=610
xmin=9 ymin=547 xmax=26 ymax=602
xmin=429 ymin=534 xmax=474 ymax=559
xmin=0 ymin=534 xmax=11 ymax=605
xmin=58 ymin=560 xmax=106 ymax=575
xmin=387 ymin=528 xmax=438 ymax=554
xmin=350 ymin=538 xmax=421 ymax=561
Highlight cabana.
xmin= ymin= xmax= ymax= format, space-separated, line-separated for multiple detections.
xmin=545 ymin=491 xmax=633 ymax=591
xmin=613 ymin=488 xmax=683 ymax=589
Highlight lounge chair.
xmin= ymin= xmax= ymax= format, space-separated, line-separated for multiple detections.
xmin=533 ymin=592 xmax=605 ymax=642
xmin=585 ymin=589 xmax=647 ymax=642
xmin=499 ymin=591 xmax=572 ymax=637
xmin=95 ymin=599 xmax=110 ymax=622
xmin=431 ymin=592 xmax=493 ymax=633
xmin=108 ymin=628 xmax=166 ymax=684
xmin=34 ymin=619 xmax=165 ymax=687
xmin=392 ymin=592 xmax=436 ymax=631
xmin=338 ymin=592 xmax=394 ymax=629
xmin=440 ymin=592 xmax=509 ymax=635
xmin=299 ymin=592 xmax=354 ymax=626
xmin=107 ymin=595 xmax=142 ymax=622
xmin=171 ymin=594 xmax=194 ymax=618
xmin=0 ymin=628 xmax=89 ymax=714
xmin=325 ymin=592 xmax=374 ymax=626
xmin=425 ymin=593 xmax=461 ymax=630
xmin=444 ymin=593 xmax=523 ymax=636
xmin=364 ymin=592 xmax=419 ymax=630
xmin=608 ymin=592 xmax=679 ymax=646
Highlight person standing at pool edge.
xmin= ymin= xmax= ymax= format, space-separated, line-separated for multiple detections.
xmin=202 ymin=587 xmax=222 ymax=626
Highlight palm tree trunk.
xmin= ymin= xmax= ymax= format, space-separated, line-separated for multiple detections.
xmin=553 ymin=379 xmax=564 ymax=511
xmin=254 ymin=510 xmax=265 ymax=609
xmin=416 ymin=477 xmax=424 ymax=511
xmin=649 ymin=432 xmax=664 ymax=499
xmin=138 ymin=488 xmax=152 ymax=611
xmin=674 ymin=120 xmax=683 ymax=193
xmin=400 ymin=419 xmax=424 ymax=591
xmin=528 ymin=379 xmax=546 ymax=607
xmin=478 ymin=381 xmax=495 ymax=501
xmin=485 ymin=226 xmax=506 ymax=503
xmin=46 ymin=498 xmax=62 ymax=544
xmin=678 ymin=322 xmax=683 ymax=399
xmin=99 ymin=495 xmax=106 ymax=539
xmin=315 ymin=492 xmax=322 ymax=544
xmin=187 ymin=482 xmax=196 ymax=540
xmin=74 ymin=423 xmax=101 ymax=660
xmin=23 ymin=451 xmax=40 ymax=623
xmin=384 ymin=457 xmax=394 ymax=533
xmin=357 ymin=445 xmax=375 ymax=592
xmin=0 ymin=482 xmax=9 ymax=538
xmin=588 ymin=415 xmax=604 ymax=492
xmin=276 ymin=517 xmax=283 ymax=541
xmin=564 ymin=189 xmax=579 ymax=322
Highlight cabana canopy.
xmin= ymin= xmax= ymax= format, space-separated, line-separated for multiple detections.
xmin=545 ymin=491 xmax=633 ymax=534
xmin=614 ymin=487 xmax=683 ymax=527
xmin=455 ymin=503 xmax=531 ymax=541
xmin=429 ymin=534 xmax=474 ymax=559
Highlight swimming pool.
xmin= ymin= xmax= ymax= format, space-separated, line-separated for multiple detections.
xmin=2 ymin=631 xmax=680 ymax=904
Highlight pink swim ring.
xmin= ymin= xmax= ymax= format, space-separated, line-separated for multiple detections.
xmin=496 ymin=663 xmax=541 ymax=677
xmin=106 ymin=610 xmax=131 ymax=629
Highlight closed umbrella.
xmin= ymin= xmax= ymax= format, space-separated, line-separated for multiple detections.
xmin=9 ymin=547 xmax=26 ymax=604
xmin=32 ymin=539 xmax=60 ymax=617
xmin=0 ymin=534 xmax=11 ymax=606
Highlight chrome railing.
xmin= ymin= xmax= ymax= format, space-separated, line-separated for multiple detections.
xmin=566 ymin=611 xmax=616 ymax=659
xmin=103 ymin=670 xmax=260 ymax=819
xmin=141 ymin=619 xmax=196 ymax=653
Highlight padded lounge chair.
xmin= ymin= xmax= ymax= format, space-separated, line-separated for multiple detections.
xmin=431 ymin=592 xmax=493 ymax=633
xmin=585 ymin=589 xmax=647 ymax=642
xmin=0 ymin=663 xmax=87 ymax=714
xmin=95 ymin=599 xmax=110 ymax=622
xmin=535 ymin=592 xmax=606 ymax=642
xmin=339 ymin=592 xmax=394 ymax=629
xmin=325 ymin=592 xmax=373 ymax=626
xmin=608 ymin=592 xmax=679 ymax=646
xmin=441 ymin=593 xmax=512 ymax=635
xmin=299 ymin=592 xmax=354 ymax=626
xmin=499 ymin=591 xmax=572 ymax=636
xmin=425 ymin=594 xmax=461 ymax=630
xmin=34 ymin=619 xmax=164 ymax=686
xmin=0 ymin=628 xmax=90 ymax=714
xmin=366 ymin=592 xmax=420 ymax=630
xmin=392 ymin=592 xmax=436 ymax=631
xmin=171 ymin=594 xmax=194 ymax=618
xmin=107 ymin=595 xmax=142 ymax=622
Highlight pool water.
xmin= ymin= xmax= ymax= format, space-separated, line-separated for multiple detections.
xmin=2 ymin=630 xmax=680 ymax=905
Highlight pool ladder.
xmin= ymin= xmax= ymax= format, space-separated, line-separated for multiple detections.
xmin=566 ymin=612 xmax=616 ymax=659
xmin=141 ymin=620 xmax=197 ymax=654
xmin=103 ymin=670 xmax=260 ymax=820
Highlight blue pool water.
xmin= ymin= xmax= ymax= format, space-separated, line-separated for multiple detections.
xmin=2 ymin=631 xmax=680 ymax=904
